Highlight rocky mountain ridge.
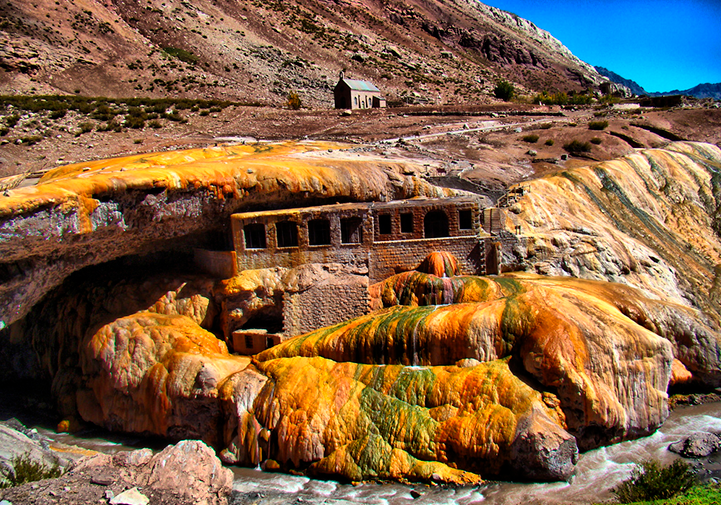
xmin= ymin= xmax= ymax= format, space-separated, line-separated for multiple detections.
xmin=0 ymin=0 xmax=610 ymax=106
xmin=594 ymin=66 xmax=721 ymax=100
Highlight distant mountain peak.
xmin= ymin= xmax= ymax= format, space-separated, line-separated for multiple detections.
xmin=594 ymin=66 xmax=646 ymax=96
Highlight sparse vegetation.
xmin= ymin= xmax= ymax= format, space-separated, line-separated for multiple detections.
xmin=589 ymin=120 xmax=609 ymax=130
xmin=533 ymin=91 xmax=594 ymax=106
xmin=522 ymin=134 xmax=539 ymax=143
xmin=612 ymin=459 xmax=697 ymax=503
xmin=493 ymin=80 xmax=515 ymax=101
xmin=162 ymin=47 xmax=199 ymax=65
xmin=77 ymin=122 xmax=95 ymax=135
xmin=545 ymin=139 xmax=554 ymax=146
xmin=286 ymin=91 xmax=302 ymax=110
xmin=590 ymin=137 xmax=602 ymax=145
xmin=0 ymin=453 xmax=63 ymax=488
xmin=563 ymin=139 xmax=592 ymax=154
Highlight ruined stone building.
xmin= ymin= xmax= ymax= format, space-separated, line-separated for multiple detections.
xmin=212 ymin=197 xmax=517 ymax=354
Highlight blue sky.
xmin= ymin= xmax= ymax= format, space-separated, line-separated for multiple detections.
xmin=484 ymin=0 xmax=721 ymax=92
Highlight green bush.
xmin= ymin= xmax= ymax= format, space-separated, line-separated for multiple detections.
xmin=0 ymin=453 xmax=63 ymax=488
xmin=493 ymin=80 xmax=515 ymax=101
xmin=5 ymin=114 xmax=20 ymax=127
xmin=286 ymin=92 xmax=302 ymax=110
xmin=563 ymin=139 xmax=592 ymax=153
xmin=163 ymin=47 xmax=199 ymax=65
xmin=77 ymin=121 xmax=94 ymax=134
xmin=49 ymin=109 xmax=67 ymax=119
xmin=522 ymin=134 xmax=539 ymax=143
xmin=545 ymin=139 xmax=554 ymax=146
xmin=590 ymin=137 xmax=602 ymax=145
xmin=613 ymin=459 xmax=697 ymax=503
xmin=589 ymin=120 xmax=609 ymax=130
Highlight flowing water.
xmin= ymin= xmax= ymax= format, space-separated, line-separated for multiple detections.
xmin=6 ymin=394 xmax=721 ymax=505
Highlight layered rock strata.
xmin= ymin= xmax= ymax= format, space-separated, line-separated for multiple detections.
xmin=504 ymin=142 xmax=721 ymax=325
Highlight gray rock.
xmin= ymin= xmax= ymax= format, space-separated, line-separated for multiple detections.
xmin=669 ymin=432 xmax=721 ymax=458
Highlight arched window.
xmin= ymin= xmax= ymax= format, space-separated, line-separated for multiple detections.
xmin=424 ymin=210 xmax=449 ymax=238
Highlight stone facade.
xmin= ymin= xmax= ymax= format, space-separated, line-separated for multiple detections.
xmin=228 ymin=197 xmax=520 ymax=351
xmin=232 ymin=197 xmax=486 ymax=282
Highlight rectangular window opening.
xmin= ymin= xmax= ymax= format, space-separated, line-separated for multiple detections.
xmin=244 ymin=223 xmax=266 ymax=249
xmin=459 ymin=210 xmax=473 ymax=230
xmin=276 ymin=221 xmax=298 ymax=248
xmin=308 ymin=219 xmax=331 ymax=246
xmin=244 ymin=334 xmax=254 ymax=350
xmin=400 ymin=213 xmax=414 ymax=233
xmin=378 ymin=214 xmax=392 ymax=235
xmin=341 ymin=217 xmax=363 ymax=244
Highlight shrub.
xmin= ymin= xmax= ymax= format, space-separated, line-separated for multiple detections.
xmin=590 ymin=137 xmax=602 ymax=145
xmin=20 ymin=135 xmax=43 ymax=146
xmin=563 ymin=139 xmax=592 ymax=153
xmin=522 ymin=134 xmax=539 ymax=143
xmin=0 ymin=453 xmax=63 ymax=488
xmin=545 ymin=139 xmax=554 ymax=146
xmin=163 ymin=47 xmax=199 ymax=65
xmin=49 ymin=109 xmax=67 ymax=119
xmin=493 ymin=80 xmax=515 ymax=101
xmin=148 ymin=120 xmax=162 ymax=129
xmin=286 ymin=92 xmax=302 ymax=110
xmin=77 ymin=121 xmax=94 ymax=134
xmin=589 ymin=120 xmax=609 ymax=130
xmin=5 ymin=114 xmax=20 ymax=127
xmin=613 ymin=459 xmax=697 ymax=503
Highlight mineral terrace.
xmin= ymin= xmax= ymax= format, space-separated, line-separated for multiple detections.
xmin=1 ymin=139 xmax=720 ymax=485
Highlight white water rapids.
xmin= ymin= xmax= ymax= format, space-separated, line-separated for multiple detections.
xmin=26 ymin=401 xmax=721 ymax=504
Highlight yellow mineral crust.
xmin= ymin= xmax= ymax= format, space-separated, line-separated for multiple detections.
xmin=77 ymin=311 xmax=249 ymax=445
xmin=0 ymin=141 xmax=453 ymax=220
xmin=509 ymin=142 xmax=721 ymax=323
xmin=220 ymin=355 xmax=576 ymax=482
xmin=259 ymin=272 xmax=719 ymax=449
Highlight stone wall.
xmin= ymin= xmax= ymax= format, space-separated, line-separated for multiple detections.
xmin=283 ymin=274 xmax=370 ymax=336
xmin=371 ymin=237 xmax=485 ymax=281
xmin=193 ymin=249 xmax=237 ymax=278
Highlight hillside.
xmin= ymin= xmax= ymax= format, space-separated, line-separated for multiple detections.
xmin=0 ymin=0 xmax=608 ymax=107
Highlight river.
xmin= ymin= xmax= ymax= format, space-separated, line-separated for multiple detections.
xmin=9 ymin=396 xmax=721 ymax=505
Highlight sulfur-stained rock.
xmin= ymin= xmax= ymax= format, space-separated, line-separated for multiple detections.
xmin=0 ymin=141 xmax=456 ymax=327
xmin=76 ymin=312 xmax=248 ymax=445
xmin=221 ymin=356 xmax=576 ymax=482
xmin=505 ymin=142 xmax=721 ymax=326
xmin=261 ymin=271 xmax=720 ymax=450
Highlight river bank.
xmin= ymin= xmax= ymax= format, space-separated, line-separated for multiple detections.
xmin=3 ymin=388 xmax=719 ymax=505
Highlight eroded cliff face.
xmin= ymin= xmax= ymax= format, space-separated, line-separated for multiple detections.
xmin=504 ymin=142 xmax=721 ymax=325
xmin=0 ymin=141 xmax=454 ymax=327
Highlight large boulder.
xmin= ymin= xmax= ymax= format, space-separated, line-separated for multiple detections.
xmin=0 ymin=440 xmax=233 ymax=505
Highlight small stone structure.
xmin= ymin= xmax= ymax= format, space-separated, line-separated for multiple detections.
xmin=334 ymin=73 xmax=386 ymax=110
xmin=226 ymin=197 xmax=518 ymax=353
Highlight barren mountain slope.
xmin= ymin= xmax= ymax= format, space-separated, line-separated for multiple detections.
xmin=1 ymin=0 xmax=605 ymax=106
